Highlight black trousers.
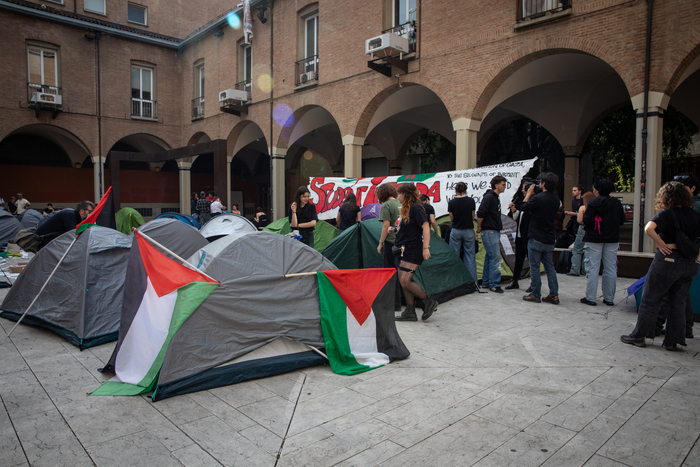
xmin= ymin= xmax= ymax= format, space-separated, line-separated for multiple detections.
xmin=511 ymin=236 xmax=528 ymax=281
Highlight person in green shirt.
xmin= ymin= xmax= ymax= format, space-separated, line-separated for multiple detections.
xmin=377 ymin=183 xmax=402 ymax=311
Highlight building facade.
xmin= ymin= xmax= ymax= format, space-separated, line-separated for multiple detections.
xmin=1 ymin=0 xmax=699 ymax=251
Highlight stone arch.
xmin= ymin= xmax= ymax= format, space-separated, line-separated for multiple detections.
xmin=187 ymin=132 xmax=211 ymax=146
xmin=663 ymin=35 xmax=700 ymax=97
xmin=0 ymin=123 xmax=91 ymax=167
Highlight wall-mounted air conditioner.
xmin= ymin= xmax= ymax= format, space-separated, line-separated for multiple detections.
xmin=299 ymin=71 xmax=316 ymax=84
xmin=365 ymin=33 xmax=410 ymax=55
xmin=30 ymin=92 xmax=62 ymax=106
xmin=219 ymin=89 xmax=248 ymax=103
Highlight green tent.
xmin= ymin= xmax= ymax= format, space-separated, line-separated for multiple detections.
xmin=115 ymin=207 xmax=145 ymax=235
xmin=263 ymin=218 xmax=338 ymax=253
xmin=323 ymin=219 xmax=477 ymax=303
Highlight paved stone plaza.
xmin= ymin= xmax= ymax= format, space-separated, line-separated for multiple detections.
xmin=1 ymin=274 xmax=699 ymax=467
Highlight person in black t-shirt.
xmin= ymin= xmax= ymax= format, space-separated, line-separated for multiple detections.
xmin=35 ymin=201 xmax=95 ymax=250
xmin=622 ymin=181 xmax=700 ymax=350
xmin=289 ymin=186 xmax=318 ymax=247
xmin=336 ymin=193 xmax=361 ymax=234
xmin=390 ymin=183 xmax=438 ymax=322
xmin=447 ymin=182 xmax=477 ymax=283
xmin=418 ymin=194 xmax=439 ymax=233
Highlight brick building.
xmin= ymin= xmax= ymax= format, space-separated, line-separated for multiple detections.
xmin=0 ymin=0 xmax=698 ymax=251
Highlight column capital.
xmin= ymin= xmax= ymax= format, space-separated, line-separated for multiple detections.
xmin=342 ymin=135 xmax=365 ymax=146
xmin=562 ymin=146 xmax=582 ymax=156
xmin=90 ymin=155 xmax=103 ymax=165
xmin=177 ymin=161 xmax=193 ymax=169
xmin=452 ymin=118 xmax=481 ymax=132
xmin=630 ymin=92 xmax=670 ymax=111
xmin=271 ymin=146 xmax=287 ymax=157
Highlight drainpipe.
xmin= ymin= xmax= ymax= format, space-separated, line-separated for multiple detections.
xmin=95 ymin=31 xmax=104 ymax=198
xmin=638 ymin=0 xmax=653 ymax=251
xmin=268 ymin=0 xmax=274 ymax=217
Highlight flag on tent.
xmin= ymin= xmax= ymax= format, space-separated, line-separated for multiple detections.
xmin=317 ymin=268 xmax=409 ymax=375
xmin=77 ymin=186 xmax=116 ymax=234
xmin=91 ymin=230 xmax=219 ymax=396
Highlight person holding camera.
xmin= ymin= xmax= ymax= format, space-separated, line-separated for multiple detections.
xmin=477 ymin=176 xmax=507 ymax=292
xmin=520 ymin=173 xmax=561 ymax=304
xmin=580 ymin=179 xmax=625 ymax=306
xmin=621 ymin=181 xmax=700 ymax=350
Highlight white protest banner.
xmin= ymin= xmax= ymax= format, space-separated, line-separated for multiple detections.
xmin=308 ymin=158 xmax=538 ymax=220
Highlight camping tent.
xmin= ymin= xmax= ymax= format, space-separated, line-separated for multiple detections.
xmin=323 ymin=219 xmax=477 ymax=303
xmin=361 ymin=203 xmax=382 ymax=221
xmin=155 ymin=213 xmax=200 ymax=229
xmin=103 ymin=231 xmax=353 ymax=400
xmin=0 ymin=227 xmax=132 ymax=348
xmin=19 ymin=209 xmax=44 ymax=229
xmin=116 ymin=207 xmax=145 ymax=235
xmin=199 ymin=213 xmax=257 ymax=241
xmin=263 ymin=218 xmax=338 ymax=252
xmin=136 ymin=217 xmax=208 ymax=260
xmin=0 ymin=209 xmax=22 ymax=247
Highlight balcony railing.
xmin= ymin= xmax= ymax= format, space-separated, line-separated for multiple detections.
xmin=382 ymin=20 xmax=417 ymax=54
xmin=517 ymin=0 xmax=571 ymax=21
xmin=192 ymin=96 xmax=205 ymax=120
xmin=235 ymin=80 xmax=252 ymax=102
xmin=131 ymin=98 xmax=157 ymax=119
xmin=295 ymin=55 xmax=318 ymax=87
xmin=27 ymin=83 xmax=62 ymax=107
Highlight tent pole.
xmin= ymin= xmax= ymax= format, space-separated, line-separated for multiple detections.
xmin=306 ymin=344 xmax=328 ymax=360
xmin=283 ymin=272 xmax=318 ymax=278
xmin=8 ymin=234 xmax=80 ymax=337
xmin=135 ymin=230 xmax=216 ymax=281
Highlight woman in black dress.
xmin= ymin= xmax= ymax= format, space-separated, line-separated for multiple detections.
xmin=336 ymin=193 xmax=361 ymax=234
xmin=392 ymin=183 xmax=438 ymax=321
xmin=621 ymin=181 xmax=700 ymax=350
xmin=289 ymin=186 xmax=318 ymax=247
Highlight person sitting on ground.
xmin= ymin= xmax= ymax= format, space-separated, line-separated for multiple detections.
xmin=231 ymin=203 xmax=242 ymax=216
xmin=253 ymin=207 xmax=268 ymax=229
xmin=621 ymin=181 xmax=700 ymax=351
xmin=336 ymin=193 xmax=361 ymax=234
xmin=419 ymin=194 xmax=440 ymax=234
xmin=43 ymin=203 xmax=55 ymax=216
xmin=35 ymin=201 xmax=94 ymax=250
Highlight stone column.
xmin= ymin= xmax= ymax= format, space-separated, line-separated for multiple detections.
xmin=90 ymin=156 xmax=104 ymax=204
xmin=342 ymin=135 xmax=365 ymax=179
xmin=271 ymin=147 xmax=286 ymax=221
xmin=177 ymin=160 xmax=192 ymax=216
xmin=562 ymin=146 xmax=582 ymax=213
xmin=631 ymin=92 xmax=669 ymax=252
xmin=453 ymin=118 xmax=481 ymax=170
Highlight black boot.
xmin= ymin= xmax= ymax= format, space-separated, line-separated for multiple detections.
xmin=422 ymin=299 xmax=438 ymax=321
xmin=505 ymin=280 xmax=519 ymax=290
xmin=395 ymin=305 xmax=417 ymax=321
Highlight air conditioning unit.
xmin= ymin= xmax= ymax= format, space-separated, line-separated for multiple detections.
xmin=219 ymin=88 xmax=248 ymax=103
xmin=365 ymin=33 xmax=410 ymax=55
xmin=299 ymin=71 xmax=316 ymax=84
xmin=30 ymin=92 xmax=62 ymax=106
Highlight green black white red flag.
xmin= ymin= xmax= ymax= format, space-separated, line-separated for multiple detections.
xmin=317 ymin=268 xmax=409 ymax=375
xmin=91 ymin=230 xmax=218 ymax=396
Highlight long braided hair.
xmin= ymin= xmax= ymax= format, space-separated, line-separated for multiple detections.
xmin=397 ymin=183 xmax=422 ymax=224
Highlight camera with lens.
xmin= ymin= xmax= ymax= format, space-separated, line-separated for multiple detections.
xmin=522 ymin=176 xmax=542 ymax=192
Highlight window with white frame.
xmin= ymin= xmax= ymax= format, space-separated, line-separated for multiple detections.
xmin=131 ymin=64 xmax=155 ymax=119
xmin=393 ymin=0 xmax=416 ymax=27
xmin=128 ymin=3 xmax=147 ymax=25
xmin=237 ymin=44 xmax=252 ymax=100
xmin=84 ymin=0 xmax=105 ymax=15
xmin=304 ymin=13 xmax=318 ymax=67
xmin=27 ymin=45 xmax=59 ymax=90
xmin=192 ymin=61 xmax=205 ymax=119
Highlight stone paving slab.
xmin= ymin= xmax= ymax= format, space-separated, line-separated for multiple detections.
xmin=1 ymin=274 xmax=700 ymax=466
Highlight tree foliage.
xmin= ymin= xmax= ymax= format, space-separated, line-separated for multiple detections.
xmin=405 ymin=130 xmax=455 ymax=173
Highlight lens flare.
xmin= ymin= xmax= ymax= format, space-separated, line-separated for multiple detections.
xmin=226 ymin=12 xmax=241 ymax=29
xmin=257 ymin=73 xmax=272 ymax=93
xmin=273 ymin=103 xmax=294 ymax=127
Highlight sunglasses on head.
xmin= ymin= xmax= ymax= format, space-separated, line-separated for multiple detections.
xmin=674 ymin=175 xmax=691 ymax=181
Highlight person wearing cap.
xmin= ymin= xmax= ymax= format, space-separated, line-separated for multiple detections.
xmin=580 ymin=179 xmax=625 ymax=306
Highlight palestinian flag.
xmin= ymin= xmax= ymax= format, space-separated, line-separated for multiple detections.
xmin=317 ymin=268 xmax=410 ymax=375
xmin=77 ymin=186 xmax=116 ymax=234
xmin=91 ymin=231 xmax=218 ymax=396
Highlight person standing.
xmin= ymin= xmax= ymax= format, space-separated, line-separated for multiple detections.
xmin=568 ymin=192 xmax=595 ymax=276
xmin=520 ymin=173 xmax=561 ymax=304
xmin=289 ymin=186 xmax=318 ymax=247
xmin=477 ymin=176 xmax=507 ymax=293
xmin=448 ymin=182 xmax=477 ymax=283
xmin=15 ymin=192 xmax=30 ymax=215
xmin=7 ymin=196 xmax=17 ymax=216
xmin=621 ymin=181 xmax=700 ymax=350
xmin=419 ymin=194 xmax=439 ymax=234
xmin=336 ymin=193 xmax=361 ymax=234
xmin=565 ymin=185 xmax=584 ymax=236
xmin=210 ymin=197 xmax=223 ymax=218
xmin=191 ymin=192 xmax=199 ymax=217
xmin=377 ymin=184 xmax=402 ymax=311
xmin=506 ymin=182 xmax=533 ymax=290
xmin=196 ymin=191 xmax=212 ymax=224
xmin=392 ymin=183 xmax=437 ymax=321
xmin=580 ymin=179 xmax=625 ymax=306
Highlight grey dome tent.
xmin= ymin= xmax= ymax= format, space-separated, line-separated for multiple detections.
xmin=19 ymin=209 xmax=44 ymax=229
xmin=135 ymin=218 xmax=207 ymax=260
xmin=0 ymin=209 xmax=22 ymax=247
xmin=0 ymin=227 xmax=132 ymax=348
xmin=103 ymin=231 xmax=339 ymax=400
xmin=199 ymin=213 xmax=257 ymax=242
xmin=323 ymin=219 xmax=478 ymax=303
